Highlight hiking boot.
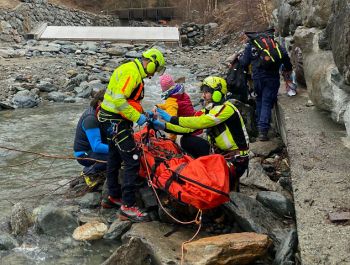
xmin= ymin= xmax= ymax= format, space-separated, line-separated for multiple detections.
xmin=258 ymin=131 xmax=269 ymax=141
xmin=119 ymin=205 xmax=150 ymax=222
xmin=101 ymin=196 xmax=122 ymax=209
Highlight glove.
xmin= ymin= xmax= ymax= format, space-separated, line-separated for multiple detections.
xmin=156 ymin=108 xmax=171 ymax=122
xmin=151 ymin=120 xmax=165 ymax=130
xmin=136 ymin=114 xmax=147 ymax=126
xmin=145 ymin=110 xmax=154 ymax=119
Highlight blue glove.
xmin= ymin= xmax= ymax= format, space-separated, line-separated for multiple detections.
xmin=137 ymin=114 xmax=147 ymax=126
xmin=145 ymin=110 xmax=154 ymax=119
xmin=156 ymin=108 xmax=171 ymax=122
xmin=152 ymin=120 xmax=165 ymax=130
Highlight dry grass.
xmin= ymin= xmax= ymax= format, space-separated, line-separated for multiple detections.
xmin=0 ymin=0 xmax=20 ymax=10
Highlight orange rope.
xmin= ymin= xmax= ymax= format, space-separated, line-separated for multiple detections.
xmin=140 ymin=131 xmax=202 ymax=264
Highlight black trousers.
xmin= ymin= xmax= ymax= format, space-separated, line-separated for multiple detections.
xmin=102 ymin=119 xmax=140 ymax=206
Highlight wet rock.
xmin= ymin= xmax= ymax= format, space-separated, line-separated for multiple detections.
xmin=47 ymin=91 xmax=67 ymax=102
xmin=256 ymin=191 xmax=295 ymax=218
xmin=0 ymin=101 xmax=15 ymax=110
xmin=273 ymin=228 xmax=298 ymax=265
xmin=277 ymin=177 xmax=293 ymax=193
xmin=118 ymin=222 xmax=204 ymax=264
xmin=224 ymin=192 xmax=284 ymax=244
xmin=77 ymin=192 xmax=101 ymax=208
xmin=35 ymin=205 xmax=78 ymax=237
xmin=103 ymin=219 xmax=132 ymax=240
xmin=240 ymin=158 xmax=279 ymax=191
xmin=11 ymin=90 xmax=40 ymax=108
xmin=184 ymin=233 xmax=271 ymax=265
xmin=10 ymin=203 xmax=32 ymax=236
xmin=72 ymin=221 xmax=108 ymax=241
xmin=102 ymin=237 xmax=153 ymax=265
xmin=0 ymin=232 xmax=19 ymax=250
xmin=36 ymin=80 xmax=56 ymax=92
xmin=250 ymin=138 xmax=284 ymax=157
xmin=139 ymin=186 xmax=158 ymax=210
xmin=0 ymin=252 xmax=35 ymax=264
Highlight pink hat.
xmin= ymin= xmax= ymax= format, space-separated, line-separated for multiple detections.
xmin=160 ymin=74 xmax=175 ymax=92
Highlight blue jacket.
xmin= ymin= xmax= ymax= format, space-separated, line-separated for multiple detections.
xmin=239 ymin=42 xmax=292 ymax=80
xmin=73 ymin=107 xmax=108 ymax=157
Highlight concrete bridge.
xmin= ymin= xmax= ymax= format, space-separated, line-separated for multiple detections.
xmin=28 ymin=23 xmax=180 ymax=45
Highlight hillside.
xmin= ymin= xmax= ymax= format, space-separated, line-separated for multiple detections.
xmin=0 ymin=0 xmax=274 ymax=39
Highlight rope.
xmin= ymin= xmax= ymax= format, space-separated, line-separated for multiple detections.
xmin=139 ymin=129 xmax=202 ymax=264
xmin=0 ymin=146 xmax=107 ymax=164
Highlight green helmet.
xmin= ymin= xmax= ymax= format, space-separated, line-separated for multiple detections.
xmin=201 ymin=76 xmax=228 ymax=103
xmin=201 ymin=76 xmax=227 ymax=94
xmin=142 ymin=48 xmax=166 ymax=75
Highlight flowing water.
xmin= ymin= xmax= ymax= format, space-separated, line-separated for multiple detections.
xmin=0 ymin=67 xmax=199 ymax=264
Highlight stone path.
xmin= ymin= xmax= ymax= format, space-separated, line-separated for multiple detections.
xmin=276 ymin=89 xmax=350 ymax=265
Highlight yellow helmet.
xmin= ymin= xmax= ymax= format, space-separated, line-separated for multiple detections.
xmin=142 ymin=48 xmax=166 ymax=75
xmin=200 ymin=76 xmax=227 ymax=103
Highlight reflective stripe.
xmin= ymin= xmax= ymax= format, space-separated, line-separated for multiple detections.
xmin=106 ymin=89 xmax=125 ymax=100
xmin=275 ymin=43 xmax=282 ymax=59
xmin=220 ymin=130 xmax=234 ymax=149
xmin=117 ymin=102 xmax=129 ymax=111
xmin=121 ymin=76 xmax=131 ymax=93
xmin=254 ymin=40 xmax=262 ymax=50
xmin=207 ymin=113 xmax=221 ymax=124
xmin=102 ymin=100 xmax=118 ymax=111
xmin=228 ymin=102 xmax=250 ymax=148
xmin=263 ymin=49 xmax=275 ymax=62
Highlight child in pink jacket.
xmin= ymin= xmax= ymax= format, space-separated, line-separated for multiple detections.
xmin=157 ymin=74 xmax=196 ymax=141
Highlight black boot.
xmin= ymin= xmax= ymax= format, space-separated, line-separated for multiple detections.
xmin=258 ymin=131 xmax=269 ymax=141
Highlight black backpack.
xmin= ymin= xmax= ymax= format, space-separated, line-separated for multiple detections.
xmin=226 ymin=58 xmax=249 ymax=103
xmin=245 ymin=29 xmax=283 ymax=70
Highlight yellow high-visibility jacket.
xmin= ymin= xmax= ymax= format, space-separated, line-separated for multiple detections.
xmin=165 ymin=100 xmax=249 ymax=152
xmin=101 ymin=59 xmax=147 ymax=122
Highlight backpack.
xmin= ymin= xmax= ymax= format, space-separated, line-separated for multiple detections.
xmin=226 ymin=58 xmax=249 ymax=103
xmin=245 ymin=29 xmax=283 ymax=70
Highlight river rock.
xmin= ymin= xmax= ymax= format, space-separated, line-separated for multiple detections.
xmin=224 ymin=192 xmax=285 ymax=244
xmin=104 ymin=221 xmax=205 ymax=265
xmin=273 ymin=228 xmax=298 ymax=265
xmin=103 ymin=219 xmax=132 ymax=240
xmin=183 ymin=232 xmax=271 ymax=265
xmin=77 ymin=192 xmax=101 ymax=208
xmin=47 ymin=91 xmax=67 ymax=102
xmin=249 ymin=138 xmax=284 ymax=157
xmin=10 ymin=203 xmax=32 ymax=236
xmin=11 ymin=90 xmax=40 ymax=108
xmin=240 ymin=158 xmax=279 ymax=191
xmin=101 ymin=237 xmax=153 ymax=265
xmin=0 ymin=232 xmax=19 ymax=250
xmin=35 ymin=205 xmax=78 ymax=237
xmin=72 ymin=221 xmax=108 ymax=241
xmin=256 ymin=191 xmax=295 ymax=218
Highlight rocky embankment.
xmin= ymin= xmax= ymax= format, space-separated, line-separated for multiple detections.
xmin=272 ymin=0 xmax=350 ymax=137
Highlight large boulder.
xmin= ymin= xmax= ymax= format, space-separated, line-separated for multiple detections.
xmin=183 ymin=233 xmax=271 ymax=265
xmin=293 ymin=26 xmax=350 ymax=133
xmin=301 ymin=0 xmax=333 ymax=28
xmin=35 ymin=205 xmax=78 ymax=237
xmin=327 ymin=0 xmax=350 ymax=86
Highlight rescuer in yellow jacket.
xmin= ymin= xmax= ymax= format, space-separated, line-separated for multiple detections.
xmin=99 ymin=48 xmax=165 ymax=222
xmin=151 ymin=76 xmax=250 ymax=191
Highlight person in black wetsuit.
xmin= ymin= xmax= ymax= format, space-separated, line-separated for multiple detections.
xmin=73 ymin=90 xmax=108 ymax=187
